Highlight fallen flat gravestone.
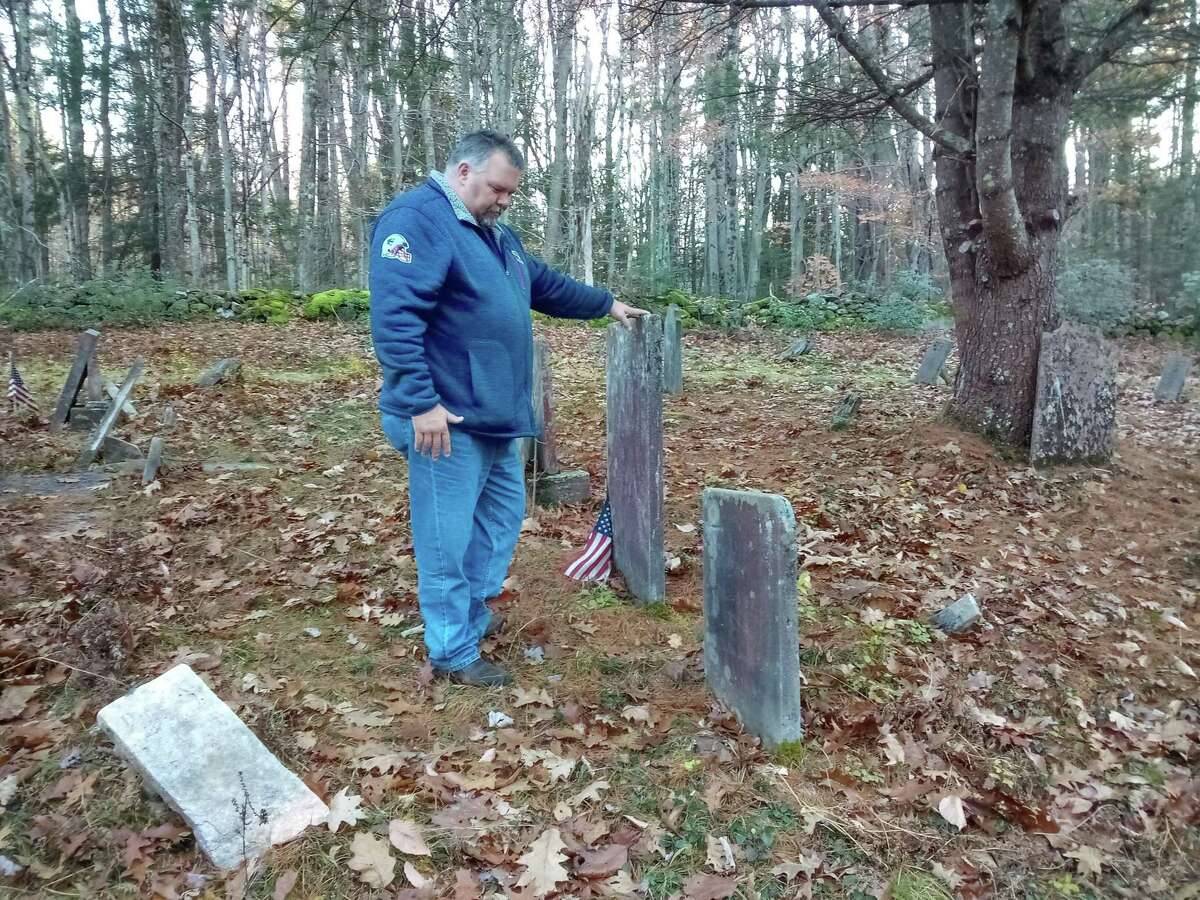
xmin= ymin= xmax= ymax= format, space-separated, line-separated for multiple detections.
xmin=196 ymin=357 xmax=242 ymax=388
xmin=607 ymin=316 xmax=665 ymax=604
xmin=1154 ymin=353 xmax=1192 ymax=403
xmin=662 ymin=304 xmax=683 ymax=394
xmin=914 ymin=337 xmax=953 ymax=385
xmin=1030 ymin=322 xmax=1117 ymax=466
xmin=778 ymin=337 xmax=813 ymax=360
xmin=702 ymin=488 xmax=802 ymax=748
xmin=101 ymin=436 xmax=144 ymax=464
xmin=97 ymin=664 xmax=328 ymax=870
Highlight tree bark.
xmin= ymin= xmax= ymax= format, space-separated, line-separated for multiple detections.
xmin=62 ymin=0 xmax=92 ymax=279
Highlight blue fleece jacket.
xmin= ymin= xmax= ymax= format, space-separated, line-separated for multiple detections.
xmin=369 ymin=174 xmax=613 ymax=439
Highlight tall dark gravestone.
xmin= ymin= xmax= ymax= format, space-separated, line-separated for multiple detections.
xmin=662 ymin=304 xmax=683 ymax=395
xmin=702 ymin=487 xmax=802 ymax=748
xmin=914 ymin=337 xmax=953 ymax=385
xmin=606 ymin=317 xmax=665 ymax=604
xmin=1154 ymin=353 xmax=1192 ymax=403
xmin=1030 ymin=322 xmax=1117 ymax=466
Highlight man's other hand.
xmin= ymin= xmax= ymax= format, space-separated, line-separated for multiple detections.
xmin=609 ymin=299 xmax=650 ymax=328
xmin=412 ymin=404 xmax=464 ymax=459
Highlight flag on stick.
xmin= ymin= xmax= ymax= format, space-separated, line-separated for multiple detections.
xmin=564 ymin=496 xmax=613 ymax=582
xmin=7 ymin=353 xmax=39 ymax=415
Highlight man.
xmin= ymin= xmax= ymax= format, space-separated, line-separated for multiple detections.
xmin=370 ymin=130 xmax=648 ymax=687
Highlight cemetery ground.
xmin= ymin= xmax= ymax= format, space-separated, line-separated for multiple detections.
xmin=1 ymin=320 xmax=1198 ymax=900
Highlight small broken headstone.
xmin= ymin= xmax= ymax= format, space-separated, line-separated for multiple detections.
xmin=142 ymin=436 xmax=165 ymax=485
xmin=1030 ymin=322 xmax=1117 ymax=466
xmin=196 ymin=357 xmax=242 ymax=388
xmin=607 ymin=317 xmax=665 ymax=605
xmin=702 ymin=487 xmax=803 ymax=748
xmin=1153 ymin=353 xmax=1192 ymax=403
xmin=97 ymin=664 xmax=328 ymax=870
xmin=930 ymin=593 xmax=980 ymax=633
xmin=662 ymin=304 xmax=683 ymax=395
xmin=914 ymin=337 xmax=953 ymax=385
xmin=76 ymin=358 xmax=145 ymax=468
xmin=778 ymin=337 xmax=813 ymax=360
xmin=67 ymin=401 xmax=109 ymax=432
xmin=534 ymin=470 xmax=590 ymax=507
xmin=831 ymin=392 xmax=861 ymax=430
xmin=105 ymin=380 xmax=139 ymax=417
xmin=160 ymin=404 xmax=178 ymax=427
xmin=101 ymin=436 xmax=144 ymax=464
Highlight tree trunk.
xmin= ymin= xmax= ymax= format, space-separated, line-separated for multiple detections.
xmin=98 ymin=0 xmax=115 ymax=274
xmin=6 ymin=0 xmax=41 ymax=280
xmin=62 ymin=0 xmax=92 ymax=279
xmin=154 ymin=0 xmax=189 ymax=277
xmin=215 ymin=25 xmax=239 ymax=293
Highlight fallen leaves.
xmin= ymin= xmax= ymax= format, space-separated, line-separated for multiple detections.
xmin=346 ymin=831 xmax=395 ymax=888
xmin=388 ymin=819 xmax=431 ymax=856
xmin=326 ymin=787 xmax=364 ymax=832
xmin=515 ymin=827 xmax=570 ymax=897
xmin=938 ymin=794 xmax=968 ymax=831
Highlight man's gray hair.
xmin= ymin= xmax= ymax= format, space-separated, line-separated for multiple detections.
xmin=445 ymin=130 xmax=526 ymax=172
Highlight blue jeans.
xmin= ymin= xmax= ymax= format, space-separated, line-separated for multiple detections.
xmin=381 ymin=414 xmax=525 ymax=672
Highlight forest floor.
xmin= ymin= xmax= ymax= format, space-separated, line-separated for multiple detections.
xmin=1 ymin=321 xmax=1198 ymax=900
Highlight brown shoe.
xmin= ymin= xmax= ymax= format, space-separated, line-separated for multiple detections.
xmin=434 ymin=658 xmax=513 ymax=687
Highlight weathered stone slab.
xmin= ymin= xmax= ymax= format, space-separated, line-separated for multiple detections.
xmin=0 ymin=471 xmax=112 ymax=495
xmin=931 ymin=593 xmax=980 ymax=633
xmin=101 ymin=436 xmax=144 ymax=463
xmin=143 ymin=437 xmax=165 ymax=485
xmin=84 ymin=350 xmax=103 ymax=402
xmin=97 ymin=664 xmax=328 ymax=870
xmin=50 ymin=329 xmax=101 ymax=430
xmin=914 ymin=337 xmax=953 ymax=385
xmin=76 ymin=358 xmax=145 ymax=468
xmin=831 ymin=392 xmax=861 ymax=430
xmin=702 ymin=487 xmax=802 ymax=748
xmin=535 ymin=470 xmax=590 ymax=507
xmin=105 ymin=380 xmax=139 ymax=417
xmin=202 ymin=461 xmax=273 ymax=473
xmin=1030 ymin=322 xmax=1117 ymax=466
xmin=67 ymin=401 xmax=109 ymax=432
xmin=662 ymin=305 xmax=683 ymax=395
xmin=1154 ymin=353 xmax=1192 ymax=403
xmin=160 ymin=404 xmax=178 ymax=427
xmin=528 ymin=339 xmax=559 ymax=474
xmin=778 ymin=337 xmax=813 ymax=360
xmin=607 ymin=317 xmax=665 ymax=604
xmin=196 ymin=357 xmax=242 ymax=388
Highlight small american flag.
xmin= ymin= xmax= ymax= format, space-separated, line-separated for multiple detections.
xmin=564 ymin=496 xmax=613 ymax=582
xmin=7 ymin=353 xmax=38 ymax=415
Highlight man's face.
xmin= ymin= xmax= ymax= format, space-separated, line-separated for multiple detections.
xmin=450 ymin=151 xmax=522 ymax=226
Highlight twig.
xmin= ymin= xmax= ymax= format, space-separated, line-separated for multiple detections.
xmin=0 ymin=655 xmax=124 ymax=684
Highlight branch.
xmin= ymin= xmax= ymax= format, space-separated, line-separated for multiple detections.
xmin=1069 ymin=0 xmax=1157 ymax=89
xmin=810 ymin=0 xmax=973 ymax=155
xmin=975 ymin=0 xmax=1031 ymax=272
xmin=675 ymin=0 xmax=969 ymax=7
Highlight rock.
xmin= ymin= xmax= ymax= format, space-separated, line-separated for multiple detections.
xmin=534 ymin=470 xmax=590 ymax=507
xmin=662 ymin=304 xmax=683 ymax=394
xmin=1030 ymin=322 xmax=1117 ymax=466
xmin=1153 ymin=353 xmax=1192 ymax=403
xmin=931 ymin=593 xmax=981 ymax=633
xmin=702 ymin=487 xmax=803 ymax=748
xmin=96 ymin=664 xmax=329 ymax=870
xmin=914 ymin=337 xmax=953 ymax=385
xmin=607 ymin=317 xmax=665 ymax=605
xmin=101 ymin=436 xmax=144 ymax=463
xmin=196 ymin=357 xmax=242 ymax=388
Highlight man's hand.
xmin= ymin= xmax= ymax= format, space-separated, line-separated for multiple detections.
xmin=412 ymin=404 xmax=463 ymax=459
xmin=609 ymin=299 xmax=650 ymax=328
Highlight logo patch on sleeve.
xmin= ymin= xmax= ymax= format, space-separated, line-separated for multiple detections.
xmin=381 ymin=233 xmax=412 ymax=263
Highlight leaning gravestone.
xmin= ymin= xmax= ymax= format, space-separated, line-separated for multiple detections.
xmin=1154 ymin=353 xmax=1192 ymax=403
xmin=97 ymin=664 xmax=329 ymax=870
xmin=914 ymin=336 xmax=953 ymax=385
xmin=196 ymin=357 xmax=242 ymax=388
xmin=607 ymin=317 xmax=665 ymax=604
xmin=662 ymin=305 xmax=683 ymax=395
xmin=831 ymin=392 xmax=862 ymax=430
xmin=702 ymin=488 xmax=802 ymax=748
xmin=76 ymin=358 xmax=145 ymax=468
xmin=50 ymin=328 xmax=102 ymax=430
xmin=1030 ymin=322 xmax=1118 ymax=466
xmin=142 ymin=437 xmax=165 ymax=485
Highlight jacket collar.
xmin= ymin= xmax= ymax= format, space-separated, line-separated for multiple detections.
xmin=428 ymin=171 xmax=504 ymax=241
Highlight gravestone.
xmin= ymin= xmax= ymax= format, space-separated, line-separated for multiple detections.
xmin=831 ymin=392 xmax=861 ymax=430
xmin=143 ymin=437 xmax=165 ymax=485
xmin=196 ymin=357 xmax=242 ymax=388
xmin=662 ymin=305 xmax=683 ymax=395
xmin=535 ymin=470 xmax=590 ymax=506
xmin=527 ymin=339 xmax=559 ymax=475
xmin=914 ymin=337 xmax=953 ymax=385
xmin=1030 ymin=322 xmax=1117 ymax=466
xmin=76 ymin=358 xmax=145 ymax=468
xmin=101 ymin=436 xmax=144 ymax=464
xmin=778 ymin=337 xmax=813 ymax=360
xmin=202 ymin=461 xmax=273 ymax=473
xmin=702 ymin=488 xmax=802 ymax=748
xmin=97 ymin=664 xmax=328 ymax=869
xmin=105 ymin=381 xmax=138 ymax=417
xmin=84 ymin=350 xmax=103 ymax=402
xmin=1154 ymin=353 xmax=1192 ymax=403
xmin=607 ymin=317 xmax=665 ymax=604
xmin=68 ymin=401 xmax=109 ymax=432
xmin=160 ymin=404 xmax=178 ymax=427
xmin=50 ymin=329 xmax=102 ymax=430
xmin=931 ymin=593 xmax=980 ymax=633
